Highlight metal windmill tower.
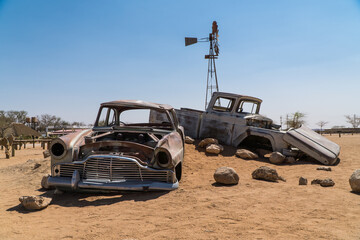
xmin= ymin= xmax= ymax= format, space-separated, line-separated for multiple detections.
xmin=185 ymin=21 xmax=220 ymax=109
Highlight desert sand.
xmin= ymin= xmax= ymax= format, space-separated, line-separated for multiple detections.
xmin=0 ymin=134 xmax=360 ymax=240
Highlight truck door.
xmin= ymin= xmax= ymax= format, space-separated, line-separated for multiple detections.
xmin=199 ymin=96 xmax=237 ymax=145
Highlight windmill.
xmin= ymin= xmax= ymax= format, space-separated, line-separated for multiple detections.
xmin=185 ymin=21 xmax=220 ymax=109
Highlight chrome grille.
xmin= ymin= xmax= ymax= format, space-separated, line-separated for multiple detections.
xmin=59 ymin=163 xmax=83 ymax=178
xmin=58 ymin=155 xmax=169 ymax=182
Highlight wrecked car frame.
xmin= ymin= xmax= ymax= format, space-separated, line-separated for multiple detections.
xmin=174 ymin=92 xmax=340 ymax=165
xmin=47 ymin=100 xmax=185 ymax=191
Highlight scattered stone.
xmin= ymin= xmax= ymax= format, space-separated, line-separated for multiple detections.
xmin=54 ymin=189 xmax=64 ymax=195
xmin=311 ymin=179 xmax=322 ymax=185
xmin=236 ymin=149 xmax=258 ymax=159
xmin=349 ymin=169 xmax=360 ymax=192
xmin=214 ymin=167 xmax=239 ymax=185
xmin=286 ymin=157 xmax=297 ymax=164
xmin=269 ymin=152 xmax=286 ymax=164
xmin=206 ymin=144 xmax=224 ymax=154
xmin=33 ymin=163 xmax=41 ymax=170
xmin=185 ymin=136 xmax=195 ymax=144
xmin=252 ymin=166 xmax=285 ymax=182
xmin=317 ymin=167 xmax=332 ymax=171
xmin=299 ymin=177 xmax=308 ymax=185
xmin=311 ymin=178 xmax=335 ymax=187
xmin=19 ymin=195 xmax=52 ymax=210
xmin=43 ymin=150 xmax=50 ymax=158
xmin=198 ymin=138 xmax=218 ymax=148
xmin=320 ymin=178 xmax=335 ymax=187
xmin=256 ymin=148 xmax=272 ymax=158
xmin=41 ymin=174 xmax=53 ymax=190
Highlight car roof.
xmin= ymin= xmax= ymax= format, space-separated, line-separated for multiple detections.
xmin=101 ymin=100 xmax=173 ymax=110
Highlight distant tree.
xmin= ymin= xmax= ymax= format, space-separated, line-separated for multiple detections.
xmin=286 ymin=112 xmax=306 ymax=129
xmin=317 ymin=121 xmax=328 ymax=134
xmin=345 ymin=114 xmax=360 ymax=128
xmin=15 ymin=111 xmax=28 ymax=123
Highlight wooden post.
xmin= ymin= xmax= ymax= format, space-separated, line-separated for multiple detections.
xmin=5 ymin=148 xmax=10 ymax=159
xmin=33 ymin=138 xmax=35 ymax=148
xmin=339 ymin=132 xmax=341 ymax=138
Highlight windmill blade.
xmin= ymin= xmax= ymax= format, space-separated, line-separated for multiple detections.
xmin=185 ymin=37 xmax=198 ymax=46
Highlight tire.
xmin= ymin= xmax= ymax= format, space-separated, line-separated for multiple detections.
xmin=175 ymin=162 xmax=182 ymax=182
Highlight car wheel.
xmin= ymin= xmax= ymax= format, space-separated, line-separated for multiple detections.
xmin=175 ymin=162 xmax=182 ymax=182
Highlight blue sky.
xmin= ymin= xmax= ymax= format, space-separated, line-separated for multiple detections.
xmin=0 ymin=0 xmax=359 ymax=128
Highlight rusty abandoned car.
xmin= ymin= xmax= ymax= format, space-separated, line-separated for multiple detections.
xmin=47 ymin=100 xmax=184 ymax=191
xmin=174 ymin=92 xmax=340 ymax=165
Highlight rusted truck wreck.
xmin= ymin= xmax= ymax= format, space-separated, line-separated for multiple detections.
xmin=174 ymin=92 xmax=340 ymax=165
xmin=47 ymin=100 xmax=184 ymax=191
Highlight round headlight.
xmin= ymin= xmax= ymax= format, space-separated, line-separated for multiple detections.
xmin=50 ymin=139 xmax=67 ymax=159
xmin=156 ymin=151 xmax=170 ymax=168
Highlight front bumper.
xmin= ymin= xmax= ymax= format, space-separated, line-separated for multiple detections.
xmin=48 ymin=175 xmax=179 ymax=191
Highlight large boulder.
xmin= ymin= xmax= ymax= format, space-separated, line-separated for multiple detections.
xmin=206 ymin=144 xmax=224 ymax=154
xmin=236 ymin=149 xmax=258 ymax=159
xmin=286 ymin=157 xmax=297 ymax=164
xmin=349 ymin=169 xmax=360 ymax=192
xmin=252 ymin=166 xmax=285 ymax=182
xmin=214 ymin=167 xmax=239 ymax=185
xmin=269 ymin=152 xmax=286 ymax=164
xmin=198 ymin=138 xmax=218 ymax=148
xmin=19 ymin=196 xmax=52 ymax=210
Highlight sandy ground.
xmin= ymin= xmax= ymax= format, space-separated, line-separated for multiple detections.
xmin=0 ymin=135 xmax=360 ymax=240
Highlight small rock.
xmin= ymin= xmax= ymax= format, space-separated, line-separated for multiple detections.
xmin=256 ymin=148 xmax=272 ymax=158
xmin=206 ymin=144 xmax=224 ymax=154
xmin=198 ymin=138 xmax=218 ymax=148
xmin=185 ymin=136 xmax=195 ymax=144
xmin=311 ymin=179 xmax=322 ymax=185
xmin=252 ymin=166 xmax=285 ymax=182
xmin=299 ymin=177 xmax=308 ymax=185
xmin=19 ymin=196 xmax=52 ymax=210
xmin=33 ymin=163 xmax=41 ymax=170
xmin=214 ymin=167 xmax=239 ymax=185
xmin=269 ymin=152 xmax=286 ymax=164
xmin=311 ymin=178 xmax=335 ymax=187
xmin=349 ymin=169 xmax=360 ymax=192
xmin=286 ymin=157 xmax=297 ymax=164
xmin=43 ymin=150 xmax=50 ymax=158
xmin=236 ymin=149 xmax=258 ymax=159
xmin=54 ymin=189 xmax=64 ymax=195
xmin=320 ymin=178 xmax=335 ymax=187
xmin=41 ymin=174 xmax=54 ymax=189
xmin=317 ymin=167 xmax=332 ymax=171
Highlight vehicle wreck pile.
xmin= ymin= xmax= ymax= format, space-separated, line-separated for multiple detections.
xmin=43 ymin=91 xmax=341 ymax=193
xmin=175 ymin=92 xmax=341 ymax=166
